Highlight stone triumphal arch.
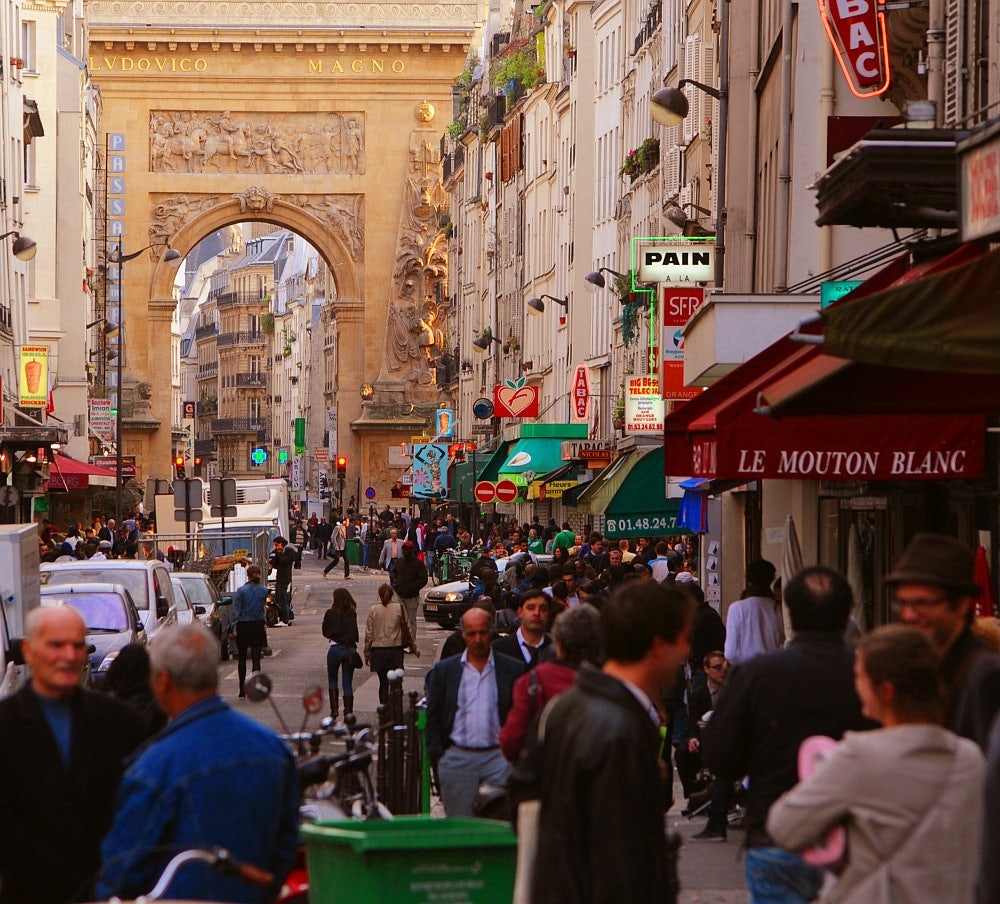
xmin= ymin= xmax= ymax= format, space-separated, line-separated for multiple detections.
xmin=87 ymin=0 xmax=476 ymax=485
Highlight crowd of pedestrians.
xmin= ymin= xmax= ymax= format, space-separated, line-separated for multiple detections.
xmin=5 ymin=519 xmax=1000 ymax=904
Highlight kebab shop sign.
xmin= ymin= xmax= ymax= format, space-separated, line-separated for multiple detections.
xmin=625 ymin=376 xmax=665 ymax=435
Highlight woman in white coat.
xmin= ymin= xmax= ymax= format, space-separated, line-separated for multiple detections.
xmin=767 ymin=624 xmax=984 ymax=904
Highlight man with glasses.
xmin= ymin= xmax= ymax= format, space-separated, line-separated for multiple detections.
xmin=887 ymin=532 xmax=1000 ymax=750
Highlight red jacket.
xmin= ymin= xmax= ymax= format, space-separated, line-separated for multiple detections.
xmin=500 ymin=660 xmax=577 ymax=761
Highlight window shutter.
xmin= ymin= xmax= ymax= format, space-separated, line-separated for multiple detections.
xmin=501 ymin=126 xmax=511 ymax=182
xmin=942 ymin=0 xmax=960 ymax=126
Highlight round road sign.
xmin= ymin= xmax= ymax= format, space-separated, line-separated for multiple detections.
xmin=495 ymin=478 xmax=518 ymax=503
xmin=474 ymin=480 xmax=497 ymax=504
xmin=364 ymin=485 xmax=376 ymax=500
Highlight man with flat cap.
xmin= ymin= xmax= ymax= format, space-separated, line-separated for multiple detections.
xmin=889 ymin=532 xmax=1000 ymax=750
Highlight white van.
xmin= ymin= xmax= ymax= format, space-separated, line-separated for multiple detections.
xmin=40 ymin=559 xmax=179 ymax=638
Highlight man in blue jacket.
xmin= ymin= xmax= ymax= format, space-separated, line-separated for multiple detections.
xmin=98 ymin=623 xmax=298 ymax=903
xmin=425 ymin=607 xmax=526 ymax=816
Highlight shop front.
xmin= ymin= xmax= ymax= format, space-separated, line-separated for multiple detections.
xmin=666 ymin=245 xmax=997 ymax=626
xmin=45 ymin=453 xmax=118 ymax=530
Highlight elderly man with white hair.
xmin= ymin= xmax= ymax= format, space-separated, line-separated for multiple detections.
xmin=98 ymin=623 xmax=298 ymax=903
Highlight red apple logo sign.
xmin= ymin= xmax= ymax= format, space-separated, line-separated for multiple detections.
xmin=494 ymin=378 xmax=540 ymax=418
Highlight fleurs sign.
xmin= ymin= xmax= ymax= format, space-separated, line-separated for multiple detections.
xmin=494 ymin=379 xmax=540 ymax=418
xmin=819 ymin=0 xmax=890 ymax=98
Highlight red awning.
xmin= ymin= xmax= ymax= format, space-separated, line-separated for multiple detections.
xmin=758 ymin=242 xmax=1000 ymax=415
xmin=47 ymin=454 xmax=117 ymax=491
xmin=664 ymin=251 xmax=988 ymax=482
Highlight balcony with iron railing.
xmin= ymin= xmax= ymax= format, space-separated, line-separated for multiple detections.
xmin=217 ymin=330 xmax=265 ymax=348
xmin=195 ymin=322 xmax=219 ymax=341
xmin=196 ymin=399 xmax=218 ymax=417
xmin=212 ymin=417 xmax=266 ymax=434
xmin=197 ymin=362 xmax=218 ymax=380
xmin=215 ymin=290 xmax=271 ymax=310
xmin=235 ymin=372 xmax=267 ymax=388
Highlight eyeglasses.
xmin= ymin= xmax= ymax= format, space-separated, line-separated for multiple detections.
xmin=706 ymin=663 xmax=726 ymax=671
xmin=892 ymin=594 xmax=951 ymax=612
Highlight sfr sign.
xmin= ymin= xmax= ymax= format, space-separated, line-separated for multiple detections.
xmin=819 ymin=0 xmax=890 ymax=98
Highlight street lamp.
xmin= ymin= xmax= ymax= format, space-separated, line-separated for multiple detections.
xmin=0 ymin=230 xmax=38 ymax=261
xmin=472 ymin=333 xmax=502 ymax=352
xmin=526 ymin=294 xmax=569 ymax=315
xmin=110 ymin=238 xmax=181 ymax=526
xmin=583 ymin=267 xmax=626 ymax=292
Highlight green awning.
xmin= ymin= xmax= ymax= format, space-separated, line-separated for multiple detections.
xmin=574 ymin=450 xmax=636 ymax=511
xmin=476 ymin=441 xmax=513 ymax=482
xmin=602 ymin=448 xmax=681 ymax=539
xmin=498 ymin=438 xmax=568 ymax=487
xmin=822 ymin=246 xmax=1000 ymax=374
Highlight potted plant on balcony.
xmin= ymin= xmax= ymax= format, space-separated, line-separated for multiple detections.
xmin=612 ymin=385 xmax=626 ymax=430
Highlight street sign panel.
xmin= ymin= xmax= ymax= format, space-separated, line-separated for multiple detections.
xmin=474 ymin=481 xmax=497 ymax=504
xmin=172 ymin=477 xmax=204 ymax=522
xmin=495 ymin=478 xmax=518 ymax=503
xmin=365 ymin=485 xmax=376 ymax=500
xmin=209 ymin=477 xmax=238 ymax=517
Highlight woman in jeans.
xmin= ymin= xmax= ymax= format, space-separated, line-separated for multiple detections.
xmin=229 ymin=564 xmax=268 ymax=698
xmin=364 ymin=583 xmax=419 ymax=705
xmin=322 ymin=587 xmax=360 ymax=720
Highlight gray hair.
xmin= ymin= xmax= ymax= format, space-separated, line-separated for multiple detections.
xmin=149 ymin=623 xmax=219 ymax=692
xmin=551 ymin=602 xmax=602 ymax=666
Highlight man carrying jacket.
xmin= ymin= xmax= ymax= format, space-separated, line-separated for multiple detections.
xmin=533 ymin=581 xmax=691 ymax=904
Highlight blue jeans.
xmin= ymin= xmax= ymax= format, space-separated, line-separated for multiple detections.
xmin=326 ymin=643 xmax=356 ymax=696
xmin=361 ymin=543 xmax=370 ymax=567
xmin=745 ymin=847 xmax=824 ymax=904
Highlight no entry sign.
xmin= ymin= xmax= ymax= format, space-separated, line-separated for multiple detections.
xmin=474 ymin=480 xmax=497 ymax=504
xmin=495 ymin=479 xmax=518 ymax=503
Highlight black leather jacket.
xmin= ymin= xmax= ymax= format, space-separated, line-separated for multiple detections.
xmin=534 ymin=664 xmax=674 ymax=904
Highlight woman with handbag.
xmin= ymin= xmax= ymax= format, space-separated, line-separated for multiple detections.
xmin=322 ymin=587 xmax=361 ymax=720
xmin=364 ymin=583 xmax=419 ymax=705
xmin=767 ymin=624 xmax=985 ymax=903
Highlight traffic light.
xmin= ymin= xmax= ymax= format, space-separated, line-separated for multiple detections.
xmin=193 ymin=456 xmax=203 ymax=476
xmin=336 ymin=456 xmax=347 ymax=480
xmin=174 ymin=455 xmax=186 ymax=479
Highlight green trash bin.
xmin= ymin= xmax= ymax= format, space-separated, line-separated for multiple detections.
xmin=345 ymin=537 xmax=361 ymax=565
xmin=302 ymin=816 xmax=516 ymax=904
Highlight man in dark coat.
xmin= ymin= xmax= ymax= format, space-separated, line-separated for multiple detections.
xmin=0 ymin=607 xmax=147 ymax=903
xmin=425 ymin=608 xmax=525 ymax=816
xmin=533 ymin=581 xmax=692 ymax=904
xmin=391 ymin=541 xmax=428 ymax=646
xmin=888 ymin=532 xmax=1000 ymax=750
xmin=703 ymin=566 xmax=871 ymax=902
xmin=268 ymin=536 xmax=297 ymax=624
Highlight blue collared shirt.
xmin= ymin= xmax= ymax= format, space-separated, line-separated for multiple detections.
xmin=450 ymin=651 xmax=500 ymax=748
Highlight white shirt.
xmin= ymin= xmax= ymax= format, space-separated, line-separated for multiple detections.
xmin=724 ymin=594 xmax=785 ymax=665
xmin=650 ymin=556 xmax=673 ymax=583
xmin=450 ymin=651 xmax=500 ymax=748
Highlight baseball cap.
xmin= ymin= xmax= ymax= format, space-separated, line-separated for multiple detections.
xmin=98 ymin=540 xmax=112 ymax=549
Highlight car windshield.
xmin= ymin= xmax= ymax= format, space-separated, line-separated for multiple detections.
xmin=173 ymin=576 xmax=215 ymax=606
xmin=44 ymin=569 xmax=148 ymax=610
xmin=42 ymin=593 xmax=129 ymax=632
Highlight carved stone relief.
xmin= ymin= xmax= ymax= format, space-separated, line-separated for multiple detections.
xmin=149 ymin=111 xmax=366 ymax=175
xmin=378 ymin=129 xmax=452 ymax=403
xmin=147 ymin=190 xmax=365 ymax=262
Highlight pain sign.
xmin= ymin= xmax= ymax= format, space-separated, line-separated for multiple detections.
xmin=819 ymin=0 xmax=890 ymax=98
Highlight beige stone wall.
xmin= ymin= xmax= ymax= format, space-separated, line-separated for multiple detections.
xmin=88 ymin=5 xmax=474 ymax=482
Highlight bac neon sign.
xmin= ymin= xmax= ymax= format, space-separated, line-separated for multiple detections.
xmin=819 ymin=0 xmax=890 ymax=98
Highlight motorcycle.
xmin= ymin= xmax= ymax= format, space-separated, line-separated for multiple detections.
xmin=244 ymin=673 xmax=391 ymax=903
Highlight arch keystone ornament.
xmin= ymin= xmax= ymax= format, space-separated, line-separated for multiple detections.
xmin=819 ymin=0 xmax=891 ymax=98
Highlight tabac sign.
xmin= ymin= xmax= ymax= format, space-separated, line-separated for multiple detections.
xmin=819 ymin=0 xmax=890 ymax=98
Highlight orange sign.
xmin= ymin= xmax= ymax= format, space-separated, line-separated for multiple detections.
xmin=19 ymin=346 xmax=49 ymax=408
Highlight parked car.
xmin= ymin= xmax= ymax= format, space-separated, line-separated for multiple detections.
xmin=422 ymin=553 xmax=552 ymax=629
xmin=39 ymin=582 xmax=146 ymax=687
xmin=170 ymin=571 xmax=235 ymax=660
xmin=40 ymin=559 xmax=179 ymax=638
xmin=167 ymin=576 xmax=196 ymax=626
